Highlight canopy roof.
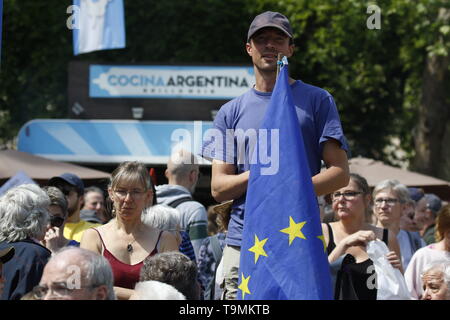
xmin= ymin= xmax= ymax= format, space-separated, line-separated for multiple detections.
xmin=0 ymin=149 xmax=110 ymax=183
xmin=348 ymin=157 xmax=450 ymax=200
xmin=349 ymin=157 xmax=450 ymax=187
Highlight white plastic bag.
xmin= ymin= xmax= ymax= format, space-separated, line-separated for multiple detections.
xmin=366 ymin=240 xmax=412 ymax=300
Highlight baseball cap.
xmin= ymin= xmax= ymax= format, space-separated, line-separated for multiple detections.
xmin=247 ymin=11 xmax=293 ymax=42
xmin=48 ymin=173 xmax=84 ymax=194
xmin=408 ymin=187 xmax=425 ymax=202
xmin=425 ymin=193 xmax=442 ymax=214
xmin=0 ymin=247 xmax=15 ymax=263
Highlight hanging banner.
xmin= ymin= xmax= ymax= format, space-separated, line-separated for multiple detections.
xmin=89 ymin=65 xmax=255 ymax=99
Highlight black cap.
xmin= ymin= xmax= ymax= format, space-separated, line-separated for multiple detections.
xmin=247 ymin=11 xmax=293 ymax=42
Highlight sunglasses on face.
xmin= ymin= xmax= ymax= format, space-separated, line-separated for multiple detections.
xmin=53 ymin=183 xmax=75 ymax=196
xmin=50 ymin=216 xmax=65 ymax=228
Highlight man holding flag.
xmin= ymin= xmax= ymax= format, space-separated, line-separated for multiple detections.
xmin=202 ymin=11 xmax=350 ymax=299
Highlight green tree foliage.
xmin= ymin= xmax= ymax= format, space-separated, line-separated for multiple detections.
xmin=0 ymin=0 xmax=448 ymax=175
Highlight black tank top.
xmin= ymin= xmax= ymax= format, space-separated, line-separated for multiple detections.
xmin=326 ymin=223 xmax=389 ymax=300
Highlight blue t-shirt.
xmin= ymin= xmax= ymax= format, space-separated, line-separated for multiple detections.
xmin=202 ymin=80 xmax=349 ymax=247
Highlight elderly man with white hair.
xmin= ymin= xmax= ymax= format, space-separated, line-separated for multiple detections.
xmin=155 ymin=149 xmax=208 ymax=261
xmin=0 ymin=184 xmax=52 ymax=300
xmin=34 ymin=246 xmax=115 ymax=300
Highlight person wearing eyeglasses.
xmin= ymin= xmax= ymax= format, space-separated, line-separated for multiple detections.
xmin=373 ymin=179 xmax=424 ymax=270
xmin=34 ymin=246 xmax=115 ymax=300
xmin=80 ymin=161 xmax=179 ymax=300
xmin=322 ymin=174 xmax=402 ymax=300
xmin=41 ymin=186 xmax=80 ymax=253
xmin=0 ymin=184 xmax=52 ymax=300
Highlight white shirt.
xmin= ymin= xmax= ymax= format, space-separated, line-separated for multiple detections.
xmin=404 ymin=245 xmax=450 ymax=299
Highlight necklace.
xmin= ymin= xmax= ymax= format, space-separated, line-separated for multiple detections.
xmin=127 ymin=238 xmax=137 ymax=253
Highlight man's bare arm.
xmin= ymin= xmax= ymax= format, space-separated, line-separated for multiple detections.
xmin=211 ymin=159 xmax=250 ymax=202
xmin=312 ymin=139 xmax=349 ymax=196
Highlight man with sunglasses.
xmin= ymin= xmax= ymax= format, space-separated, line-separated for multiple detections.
xmin=48 ymin=173 xmax=101 ymax=243
xmin=42 ymin=187 xmax=80 ymax=253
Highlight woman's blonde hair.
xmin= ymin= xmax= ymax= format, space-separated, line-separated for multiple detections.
xmin=107 ymin=162 xmax=155 ymax=216
xmin=109 ymin=161 xmax=153 ymax=191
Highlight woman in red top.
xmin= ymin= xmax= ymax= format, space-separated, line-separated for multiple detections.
xmin=81 ymin=161 xmax=178 ymax=300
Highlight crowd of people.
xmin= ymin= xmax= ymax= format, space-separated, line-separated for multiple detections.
xmin=0 ymin=10 xmax=449 ymax=301
xmin=0 ymin=158 xmax=448 ymax=301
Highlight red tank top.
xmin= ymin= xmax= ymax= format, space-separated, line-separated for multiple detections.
xmin=93 ymin=228 xmax=162 ymax=289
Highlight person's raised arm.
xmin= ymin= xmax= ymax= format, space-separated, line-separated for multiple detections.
xmin=211 ymin=159 xmax=249 ymax=203
xmin=312 ymin=139 xmax=349 ymax=196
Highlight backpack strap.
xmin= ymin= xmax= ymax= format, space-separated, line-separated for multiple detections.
xmin=166 ymin=196 xmax=193 ymax=208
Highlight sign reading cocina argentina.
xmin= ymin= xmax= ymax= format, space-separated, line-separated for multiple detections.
xmin=90 ymin=65 xmax=255 ymax=99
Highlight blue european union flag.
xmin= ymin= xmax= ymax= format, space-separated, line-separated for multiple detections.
xmin=73 ymin=0 xmax=126 ymax=55
xmin=238 ymin=59 xmax=333 ymax=300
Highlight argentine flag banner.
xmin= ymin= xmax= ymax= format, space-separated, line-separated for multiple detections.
xmin=73 ymin=0 xmax=126 ymax=55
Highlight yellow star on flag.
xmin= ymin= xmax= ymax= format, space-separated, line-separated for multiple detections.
xmin=248 ymin=234 xmax=268 ymax=264
xmin=238 ymin=273 xmax=251 ymax=300
xmin=280 ymin=216 xmax=306 ymax=245
xmin=317 ymin=235 xmax=326 ymax=253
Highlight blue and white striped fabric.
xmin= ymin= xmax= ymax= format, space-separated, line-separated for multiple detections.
xmin=73 ymin=0 xmax=126 ymax=55
xmin=17 ymin=119 xmax=213 ymax=164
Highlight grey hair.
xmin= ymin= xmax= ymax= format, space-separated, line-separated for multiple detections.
xmin=0 ymin=184 xmax=50 ymax=242
xmin=372 ymin=179 xmax=410 ymax=203
xmin=43 ymin=186 xmax=68 ymax=218
xmin=140 ymin=251 xmax=199 ymax=300
xmin=167 ymin=148 xmax=199 ymax=179
xmin=54 ymin=247 xmax=116 ymax=300
xmin=132 ymin=280 xmax=186 ymax=300
xmin=421 ymin=260 xmax=450 ymax=295
xmin=142 ymin=204 xmax=180 ymax=231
